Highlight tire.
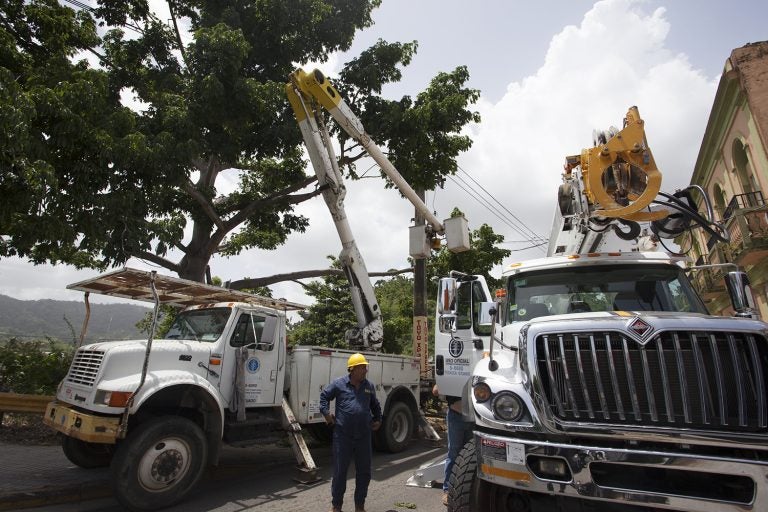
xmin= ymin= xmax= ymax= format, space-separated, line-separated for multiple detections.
xmin=380 ymin=401 xmax=413 ymax=453
xmin=61 ymin=436 xmax=114 ymax=468
xmin=110 ymin=416 xmax=208 ymax=511
xmin=448 ymin=439 xmax=479 ymax=512
xmin=306 ymin=422 xmax=332 ymax=445
xmin=448 ymin=439 xmax=531 ymax=512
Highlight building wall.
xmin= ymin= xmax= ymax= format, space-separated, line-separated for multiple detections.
xmin=683 ymin=41 xmax=768 ymax=319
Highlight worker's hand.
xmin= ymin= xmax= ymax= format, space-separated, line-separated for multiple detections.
xmin=371 ymin=420 xmax=381 ymax=432
xmin=324 ymin=413 xmax=335 ymax=426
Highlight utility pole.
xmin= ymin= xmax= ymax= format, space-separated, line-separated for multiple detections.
xmin=412 ymin=189 xmax=429 ymax=378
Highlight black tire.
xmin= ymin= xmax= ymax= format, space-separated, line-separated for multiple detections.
xmin=380 ymin=401 xmax=413 ymax=453
xmin=110 ymin=416 xmax=208 ymax=511
xmin=448 ymin=439 xmax=531 ymax=512
xmin=61 ymin=436 xmax=114 ymax=468
xmin=306 ymin=422 xmax=332 ymax=445
xmin=448 ymin=439 xmax=479 ymax=512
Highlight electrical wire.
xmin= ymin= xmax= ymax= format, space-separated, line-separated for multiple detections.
xmin=458 ymin=166 xmax=544 ymax=242
xmin=447 ymin=172 xmax=547 ymax=253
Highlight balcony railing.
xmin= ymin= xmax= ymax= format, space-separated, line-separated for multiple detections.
xmin=724 ymin=198 xmax=768 ymax=266
xmin=723 ymin=191 xmax=765 ymax=221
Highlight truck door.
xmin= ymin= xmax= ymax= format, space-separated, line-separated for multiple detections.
xmin=435 ymin=278 xmax=491 ymax=397
xmin=228 ymin=311 xmax=282 ymax=407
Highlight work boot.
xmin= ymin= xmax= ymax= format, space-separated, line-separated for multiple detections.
xmin=330 ymin=507 xmax=341 ymax=512
xmin=442 ymin=491 xmax=449 ymax=506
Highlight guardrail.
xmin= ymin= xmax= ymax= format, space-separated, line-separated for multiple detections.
xmin=0 ymin=392 xmax=53 ymax=423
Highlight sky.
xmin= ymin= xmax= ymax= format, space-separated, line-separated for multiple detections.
xmin=1 ymin=0 xmax=767 ymax=308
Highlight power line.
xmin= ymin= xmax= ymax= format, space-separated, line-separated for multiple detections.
xmin=447 ymin=173 xmax=547 ymax=252
xmin=458 ymin=166 xmax=545 ymax=242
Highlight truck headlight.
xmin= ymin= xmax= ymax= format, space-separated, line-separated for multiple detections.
xmin=491 ymin=392 xmax=524 ymax=421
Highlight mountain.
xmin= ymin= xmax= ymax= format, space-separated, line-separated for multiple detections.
xmin=0 ymin=295 xmax=151 ymax=343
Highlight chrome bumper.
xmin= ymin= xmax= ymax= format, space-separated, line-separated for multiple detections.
xmin=475 ymin=431 xmax=768 ymax=512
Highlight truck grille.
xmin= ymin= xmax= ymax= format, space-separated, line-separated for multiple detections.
xmin=65 ymin=349 xmax=105 ymax=386
xmin=535 ymin=330 xmax=768 ymax=432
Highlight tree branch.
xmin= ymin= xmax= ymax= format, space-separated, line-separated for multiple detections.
xmin=166 ymin=0 xmax=189 ymax=68
xmin=228 ymin=267 xmax=413 ymax=290
xmin=221 ymin=175 xmax=318 ymax=231
xmin=182 ymin=180 xmax=225 ymax=230
xmin=134 ymin=251 xmax=180 ymax=274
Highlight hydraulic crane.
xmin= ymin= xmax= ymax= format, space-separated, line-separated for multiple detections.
xmin=285 ymin=68 xmax=469 ymax=349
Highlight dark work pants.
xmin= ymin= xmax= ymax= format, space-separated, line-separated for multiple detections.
xmin=331 ymin=428 xmax=372 ymax=509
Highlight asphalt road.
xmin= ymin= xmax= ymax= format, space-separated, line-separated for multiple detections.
xmin=29 ymin=441 xmax=448 ymax=512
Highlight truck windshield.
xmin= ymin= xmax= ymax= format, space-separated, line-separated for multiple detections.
xmin=165 ymin=308 xmax=231 ymax=342
xmin=506 ymin=264 xmax=708 ymax=323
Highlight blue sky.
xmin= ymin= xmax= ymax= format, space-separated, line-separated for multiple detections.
xmin=1 ymin=0 xmax=767 ymax=305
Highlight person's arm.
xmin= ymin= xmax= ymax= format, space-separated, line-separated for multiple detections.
xmin=370 ymin=382 xmax=382 ymax=431
xmin=319 ymin=380 xmax=337 ymax=425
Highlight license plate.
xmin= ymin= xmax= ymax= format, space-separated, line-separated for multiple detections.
xmin=505 ymin=442 xmax=525 ymax=465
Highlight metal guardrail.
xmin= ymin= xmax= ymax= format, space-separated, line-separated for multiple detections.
xmin=0 ymin=392 xmax=53 ymax=421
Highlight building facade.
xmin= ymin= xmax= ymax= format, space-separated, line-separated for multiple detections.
xmin=680 ymin=41 xmax=768 ymax=318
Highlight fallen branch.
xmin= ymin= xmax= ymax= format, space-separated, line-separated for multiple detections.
xmin=227 ymin=267 xmax=413 ymax=290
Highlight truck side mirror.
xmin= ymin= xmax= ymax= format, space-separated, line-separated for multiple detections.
xmin=725 ymin=271 xmax=759 ymax=319
xmin=437 ymin=277 xmax=458 ymax=334
xmin=438 ymin=278 xmax=458 ymax=314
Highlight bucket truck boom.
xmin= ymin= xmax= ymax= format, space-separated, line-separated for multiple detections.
xmin=285 ymin=68 xmax=469 ymax=349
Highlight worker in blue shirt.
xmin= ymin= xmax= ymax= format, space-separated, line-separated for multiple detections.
xmin=320 ymin=353 xmax=382 ymax=512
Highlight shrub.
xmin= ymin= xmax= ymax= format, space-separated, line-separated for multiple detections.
xmin=0 ymin=338 xmax=74 ymax=395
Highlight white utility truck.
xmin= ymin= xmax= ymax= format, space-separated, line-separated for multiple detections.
xmin=44 ymin=269 xmax=422 ymax=510
xmin=435 ymin=107 xmax=768 ymax=512
xmin=44 ymin=68 xmax=469 ymax=511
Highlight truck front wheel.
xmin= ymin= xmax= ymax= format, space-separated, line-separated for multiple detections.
xmin=110 ymin=416 xmax=208 ymax=511
xmin=448 ymin=440 xmax=530 ymax=512
xmin=61 ymin=436 xmax=114 ymax=468
xmin=380 ymin=401 xmax=413 ymax=453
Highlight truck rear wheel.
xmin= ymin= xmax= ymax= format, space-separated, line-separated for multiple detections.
xmin=380 ymin=401 xmax=413 ymax=453
xmin=110 ymin=416 xmax=207 ymax=511
xmin=448 ymin=440 xmax=531 ymax=512
xmin=61 ymin=436 xmax=114 ymax=468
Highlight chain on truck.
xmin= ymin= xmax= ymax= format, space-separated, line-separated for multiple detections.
xmin=435 ymin=107 xmax=768 ymax=512
xmin=42 ymin=68 xmax=471 ymax=512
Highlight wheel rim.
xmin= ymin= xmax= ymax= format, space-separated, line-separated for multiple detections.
xmin=136 ymin=437 xmax=192 ymax=492
xmin=390 ymin=409 xmax=409 ymax=443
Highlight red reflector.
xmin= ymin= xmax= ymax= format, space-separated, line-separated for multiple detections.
xmin=319 ymin=350 xmax=332 ymax=356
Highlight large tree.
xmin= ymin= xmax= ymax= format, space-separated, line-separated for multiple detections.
xmin=0 ymin=0 xmax=479 ymax=282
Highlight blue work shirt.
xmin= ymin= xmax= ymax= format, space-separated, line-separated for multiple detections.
xmin=319 ymin=374 xmax=382 ymax=439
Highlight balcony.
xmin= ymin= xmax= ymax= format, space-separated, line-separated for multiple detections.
xmin=723 ymin=193 xmax=768 ymax=267
xmin=692 ymin=246 xmax=728 ymax=300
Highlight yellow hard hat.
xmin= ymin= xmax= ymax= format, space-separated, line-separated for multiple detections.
xmin=347 ymin=353 xmax=369 ymax=369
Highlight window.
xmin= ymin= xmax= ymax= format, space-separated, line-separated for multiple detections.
xmin=166 ymin=308 xmax=231 ymax=342
xmin=506 ymin=264 xmax=708 ymax=324
xmin=455 ymin=280 xmax=492 ymax=335
xmin=230 ymin=313 xmax=270 ymax=349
